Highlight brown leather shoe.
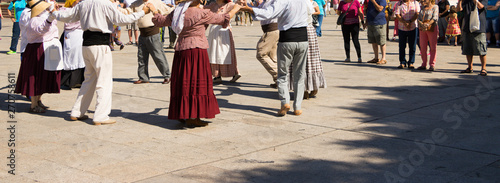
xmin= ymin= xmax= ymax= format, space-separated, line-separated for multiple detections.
xmin=367 ymin=58 xmax=379 ymax=63
xmin=309 ymin=90 xmax=318 ymax=98
xmin=162 ymin=78 xmax=170 ymax=84
xmin=294 ymin=110 xmax=302 ymax=116
xmin=185 ymin=118 xmax=208 ymax=127
xmin=94 ymin=119 xmax=116 ymax=125
xmin=133 ymin=80 xmax=149 ymax=84
xmin=270 ymin=83 xmax=277 ymax=88
xmin=70 ymin=115 xmax=89 ymax=121
xmin=277 ymin=104 xmax=291 ymax=116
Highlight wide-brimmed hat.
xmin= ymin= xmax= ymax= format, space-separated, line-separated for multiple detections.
xmin=29 ymin=0 xmax=52 ymax=18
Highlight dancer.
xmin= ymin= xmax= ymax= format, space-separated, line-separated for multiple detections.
xmin=241 ymin=0 xmax=310 ymax=116
xmin=151 ymin=0 xmax=241 ymax=126
xmin=205 ymin=0 xmax=242 ymax=84
xmin=50 ymin=0 xmax=149 ymax=125
xmin=127 ymin=0 xmax=172 ymax=84
xmin=60 ymin=0 xmax=86 ymax=90
xmin=291 ymin=0 xmax=327 ymax=99
xmin=255 ymin=0 xmax=279 ymax=88
xmin=15 ymin=0 xmax=61 ymax=113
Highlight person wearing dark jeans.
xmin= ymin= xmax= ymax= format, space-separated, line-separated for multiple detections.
xmin=342 ymin=23 xmax=362 ymax=62
xmin=10 ymin=22 xmax=20 ymax=52
xmin=394 ymin=0 xmax=420 ymax=68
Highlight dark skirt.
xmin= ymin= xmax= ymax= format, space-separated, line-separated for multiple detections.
xmin=14 ymin=43 xmax=61 ymax=96
xmin=168 ymin=48 xmax=220 ymax=120
xmin=60 ymin=68 xmax=85 ymax=88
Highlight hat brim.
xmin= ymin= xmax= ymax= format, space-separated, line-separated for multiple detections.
xmin=31 ymin=1 xmax=52 ymax=18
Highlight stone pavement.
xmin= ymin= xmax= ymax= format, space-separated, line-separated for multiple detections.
xmin=0 ymin=16 xmax=499 ymax=183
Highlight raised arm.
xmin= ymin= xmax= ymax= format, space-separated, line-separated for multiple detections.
xmin=105 ymin=2 xmax=147 ymax=26
xmin=50 ymin=4 xmax=81 ymax=23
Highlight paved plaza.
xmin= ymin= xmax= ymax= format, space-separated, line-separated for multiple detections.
xmin=0 ymin=16 xmax=499 ymax=182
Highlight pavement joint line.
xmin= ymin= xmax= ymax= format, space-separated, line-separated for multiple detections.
xmin=133 ymin=128 xmax=339 ymax=182
xmin=113 ymin=91 xmax=170 ymax=103
xmin=449 ymin=159 xmax=500 ymax=183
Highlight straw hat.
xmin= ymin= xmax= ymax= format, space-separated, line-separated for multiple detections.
xmin=29 ymin=0 xmax=52 ymax=18
xmin=175 ymin=0 xmax=196 ymax=5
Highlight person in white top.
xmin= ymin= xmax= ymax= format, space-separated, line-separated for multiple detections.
xmin=254 ymin=0 xmax=279 ymax=88
xmin=50 ymin=0 xmax=150 ymax=125
xmin=240 ymin=0 xmax=309 ymax=116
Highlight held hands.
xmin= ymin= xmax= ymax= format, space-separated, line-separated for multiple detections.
xmin=143 ymin=3 xmax=151 ymax=14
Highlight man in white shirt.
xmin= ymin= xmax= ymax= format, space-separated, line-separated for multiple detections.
xmin=50 ymin=0 xmax=150 ymax=125
xmin=255 ymin=0 xmax=279 ymax=88
xmin=241 ymin=0 xmax=309 ymax=116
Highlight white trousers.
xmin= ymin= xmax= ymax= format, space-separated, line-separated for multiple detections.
xmin=71 ymin=46 xmax=113 ymax=122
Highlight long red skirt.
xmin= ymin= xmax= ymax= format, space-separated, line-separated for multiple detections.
xmin=14 ymin=43 xmax=61 ymax=96
xmin=168 ymin=48 xmax=220 ymax=120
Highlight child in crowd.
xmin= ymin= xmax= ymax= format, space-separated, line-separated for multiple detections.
xmin=445 ymin=6 xmax=461 ymax=46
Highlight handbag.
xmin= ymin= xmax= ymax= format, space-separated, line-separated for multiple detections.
xmin=312 ymin=15 xmax=320 ymax=27
xmin=469 ymin=1 xmax=480 ymax=32
xmin=422 ymin=7 xmax=436 ymax=32
xmin=337 ymin=1 xmax=354 ymax=25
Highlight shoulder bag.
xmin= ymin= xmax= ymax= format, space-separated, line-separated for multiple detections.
xmin=337 ymin=1 xmax=355 ymax=25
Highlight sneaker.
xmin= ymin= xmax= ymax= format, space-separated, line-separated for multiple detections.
xmin=6 ymin=50 xmax=16 ymax=55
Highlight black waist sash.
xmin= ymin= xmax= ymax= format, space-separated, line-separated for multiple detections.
xmin=279 ymin=27 xmax=308 ymax=42
xmin=83 ymin=30 xmax=111 ymax=46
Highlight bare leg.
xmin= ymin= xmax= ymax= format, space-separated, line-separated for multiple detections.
xmin=480 ymin=55 xmax=487 ymax=71
xmin=466 ymin=55 xmax=473 ymax=69
xmin=380 ymin=44 xmax=387 ymax=61
xmin=372 ymin=43 xmax=379 ymax=60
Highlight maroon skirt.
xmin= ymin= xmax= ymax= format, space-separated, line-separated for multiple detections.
xmin=14 ymin=43 xmax=61 ymax=96
xmin=168 ymin=48 xmax=220 ymax=120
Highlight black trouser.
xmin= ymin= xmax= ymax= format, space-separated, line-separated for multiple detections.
xmin=341 ymin=23 xmax=361 ymax=59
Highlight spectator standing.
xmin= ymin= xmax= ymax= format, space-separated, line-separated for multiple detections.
xmin=416 ymin=0 xmax=438 ymax=71
xmin=0 ymin=6 xmax=3 ymax=40
xmin=486 ymin=0 xmax=500 ymax=46
xmin=332 ymin=0 xmax=339 ymax=11
xmin=338 ymin=0 xmax=363 ymax=62
xmin=437 ymin=0 xmax=450 ymax=42
xmin=395 ymin=0 xmax=420 ymax=69
xmin=255 ymin=0 xmax=279 ymax=87
xmin=364 ymin=0 xmax=388 ymax=64
xmin=314 ymin=0 xmax=326 ymax=36
xmin=445 ymin=6 xmax=461 ymax=45
xmin=7 ymin=0 xmax=27 ymax=55
xmin=458 ymin=0 xmax=488 ymax=76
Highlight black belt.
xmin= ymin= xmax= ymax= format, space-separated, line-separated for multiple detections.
xmin=279 ymin=27 xmax=308 ymax=42
xmin=83 ymin=30 xmax=111 ymax=46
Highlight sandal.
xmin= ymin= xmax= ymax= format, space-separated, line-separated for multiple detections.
xmin=479 ymin=69 xmax=487 ymax=76
xmin=460 ymin=67 xmax=473 ymax=73
xmin=29 ymin=106 xmax=46 ymax=113
xmin=126 ymin=41 xmax=133 ymax=45
xmin=376 ymin=60 xmax=387 ymax=64
xmin=367 ymin=58 xmax=379 ymax=63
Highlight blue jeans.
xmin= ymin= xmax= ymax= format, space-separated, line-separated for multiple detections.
xmin=316 ymin=15 xmax=324 ymax=37
xmin=486 ymin=17 xmax=500 ymax=33
xmin=398 ymin=29 xmax=417 ymax=65
xmin=10 ymin=22 xmax=20 ymax=52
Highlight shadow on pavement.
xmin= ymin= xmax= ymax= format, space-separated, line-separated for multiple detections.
xmin=213 ymin=75 xmax=500 ymax=182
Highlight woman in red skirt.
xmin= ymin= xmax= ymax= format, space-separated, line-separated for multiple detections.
xmin=15 ymin=0 xmax=62 ymax=113
xmin=151 ymin=0 xmax=240 ymax=127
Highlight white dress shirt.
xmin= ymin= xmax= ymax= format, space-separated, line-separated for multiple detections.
xmin=50 ymin=0 xmax=145 ymax=33
xmin=258 ymin=0 xmax=278 ymax=25
xmin=252 ymin=0 xmax=309 ymax=31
